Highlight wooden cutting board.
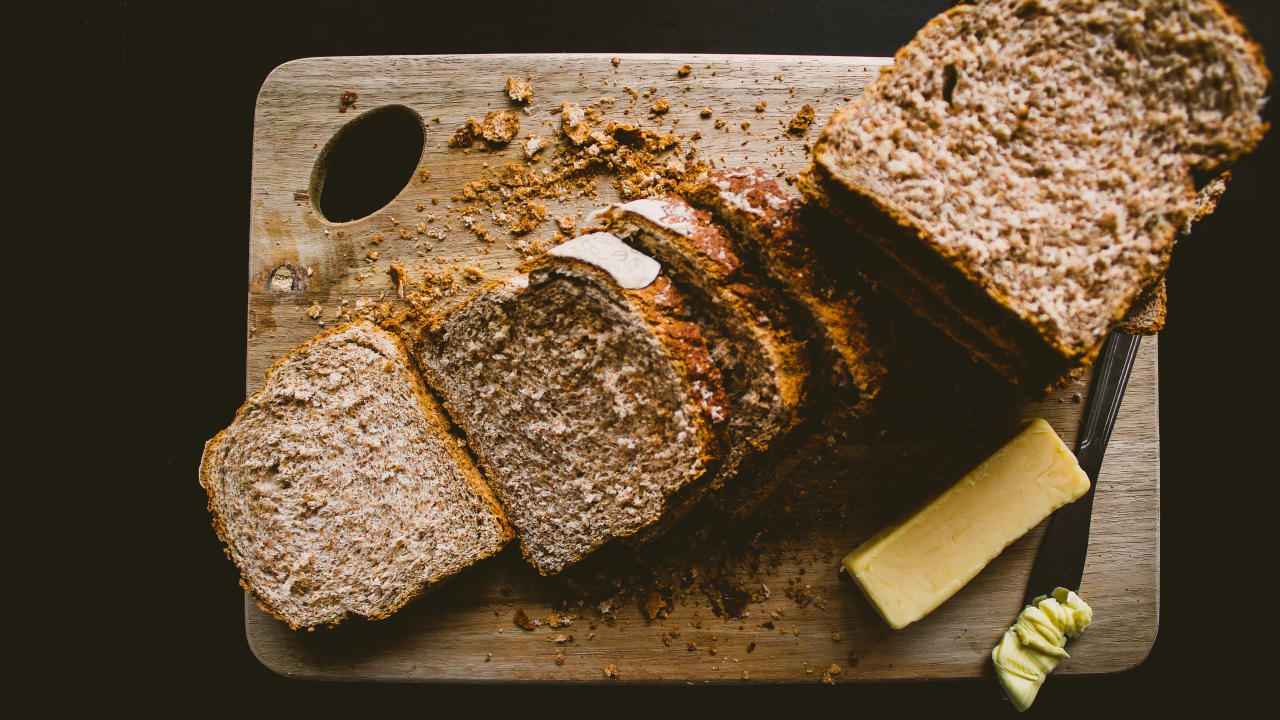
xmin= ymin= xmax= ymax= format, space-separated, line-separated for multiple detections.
xmin=242 ymin=54 xmax=1158 ymax=683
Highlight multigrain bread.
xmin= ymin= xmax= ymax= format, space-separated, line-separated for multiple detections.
xmin=415 ymin=239 xmax=728 ymax=575
xmin=200 ymin=321 xmax=512 ymax=629
xmin=804 ymin=0 xmax=1269 ymax=391
xmin=686 ymin=167 xmax=896 ymax=415
xmin=599 ymin=197 xmax=812 ymax=528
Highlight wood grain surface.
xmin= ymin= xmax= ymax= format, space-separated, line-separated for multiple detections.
xmin=243 ymin=54 xmax=1158 ymax=683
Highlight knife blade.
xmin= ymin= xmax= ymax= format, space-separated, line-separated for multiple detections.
xmin=1022 ymin=331 xmax=1142 ymax=606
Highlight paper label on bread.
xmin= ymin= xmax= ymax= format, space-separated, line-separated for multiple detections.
xmin=549 ymin=232 xmax=661 ymax=289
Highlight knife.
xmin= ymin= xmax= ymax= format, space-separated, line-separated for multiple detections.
xmin=1022 ymin=331 xmax=1142 ymax=605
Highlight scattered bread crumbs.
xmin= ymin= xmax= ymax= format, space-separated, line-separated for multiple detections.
xmin=418 ymin=167 xmax=431 ymax=182
xmin=602 ymin=664 xmax=620 ymax=679
xmin=746 ymin=642 xmax=756 ymax=653
xmin=755 ymin=101 xmax=767 ymax=112
xmin=821 ymin=663 xmax=841 ymax=685
xmin=484 ymin=653 xmax=492 ymax=662
xmin=686 ymin=640 xmax=698 ymax=652
xmin=700 ymin=107 xmax=713 ymax=118
xmin=831 ymin=631 xmax=841 ymax=641
xmin=740 ymin=120 xmax=751 ymax=130
xmin=551 ymin=633 xmax=574 ymax=644
xmin=788 ymin=104 xmax=815 ymax=133
xmin=366 ymin=249 xmax=380 ymax=261
xmin=650 ymin=98 xmax=671 ymax=115
xmin=554 ymin=653 xmax=565 ymax=666
xmin=450 ymin=110 xmax=521 ymax=148
xmin=714 ymin=117 xmax=727 ymax=129
xmin=677 ymin=64 xmax=692 ymax=77
xmin=462 ymin=265 xmax=485 ymax=282
xmin=306 ymin=302 xmax=322 ymax=319
xmin=514 ymin=609 xmax=537 ymax=630
xmin=742 ymin=670 xmax=750 ymax=680
xmin=555 ymin=215 xmax=576 ymax=233
xmin=611 ymin=57 xmax=621 ymax=67
xmin=545 ymin=612 xmax=572 ymax=628
xmin=338 ymin=90 xmax=357 ymax=112
xmin=505 ymin=76 xmax=533 ymax=104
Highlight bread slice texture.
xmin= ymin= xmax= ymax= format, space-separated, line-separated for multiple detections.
xmin=200 ymin=321 xmax=512 ymax=630
xmin=686 ymin=167 xmax=897 ymax=415
xmin=805 ymin=0 xmax=1269 ymax=391
xmin=415 ymin=250 xmax=726 ymax=575
xmin=599 ymin=197 xmax=813 ymax=528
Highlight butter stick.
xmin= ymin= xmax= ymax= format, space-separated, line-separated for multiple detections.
xmin=842 ymin=419 xmax=1090 ymax=629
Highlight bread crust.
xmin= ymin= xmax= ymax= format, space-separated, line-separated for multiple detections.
xmin=686 ymin=167 xmax=897 ymax=414
xmin=200 ymin=320 xmax=512 ymax=629
xmin=600 ymin=197 xmax=814 ymax=539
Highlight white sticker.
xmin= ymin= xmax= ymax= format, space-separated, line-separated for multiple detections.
xmin=548 ymin=232 xmax=661 ymax=289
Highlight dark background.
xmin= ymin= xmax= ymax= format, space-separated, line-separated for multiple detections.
xmin=56 ymin=0 xmax=1276 ymax=713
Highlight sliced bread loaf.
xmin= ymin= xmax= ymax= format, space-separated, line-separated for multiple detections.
xmin=200 ymin=321 xmax=512 ymax=629
xmin=414 ymin=237 xmax=727 ymax=575
xmin=686 ymin=167 xmax=897 ymax=415
xmin=599 ymin=197 xmax=813 ymax=526
xmin=804 ymin=0 xmax=1269 ymax=390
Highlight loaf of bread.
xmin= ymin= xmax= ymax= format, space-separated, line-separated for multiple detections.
xmin=200 ymin=321 xmax=513 ymax=629
xmin=803 ymin=0 xmax=1269 ymax=390
xmin=415 ymin=239 xmax=728 ymax=575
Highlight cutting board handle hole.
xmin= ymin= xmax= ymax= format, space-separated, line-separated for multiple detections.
xmin=309 ymin=104 xmax=426 ymax=224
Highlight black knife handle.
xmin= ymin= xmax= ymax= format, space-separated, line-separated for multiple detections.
xmin=1022 ymin=332 xmax=1142 ymax=607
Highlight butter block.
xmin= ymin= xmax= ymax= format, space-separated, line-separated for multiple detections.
xmin=842 ymin=419 xmax=1090 ymax=629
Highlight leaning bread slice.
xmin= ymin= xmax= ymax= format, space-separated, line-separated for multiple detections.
xmin=200 ymin=321 xmax=512 ymax=630
xmin=415 ymin=236 xmax=727 ymax=575
xmin=686 ymin=166 xmax=896 ymax=415
xmin=805 ymin=0 xmax=1269 ymax=391
xmin=599 ymin=197 xmax=812 ymax=528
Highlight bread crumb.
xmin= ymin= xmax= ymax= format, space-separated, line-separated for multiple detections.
xmin=306 ymin=302 xmax=322 ymax=319
xmin=677 ymin=64 xmax=692 ymax=77
xmin=787 ymin=104 xmax=815 ymax=133
xmin=755 ymin=101 xmax=767 ymax=112
xmin=714 ymin=117 xmax=727 ymax=129
xmin=513 ymin=608 xmax=537 ymax=630
xmin=462 ymin=265 xmax=485 ymax=282
xmin=484 ymin=653 xmax=492 ymax=662
xmin=611 ymin=57 xmax=621 ymax=67
xmin=740 ymin=120 xmax=751 ymax=130
xmin=741 ymin=670 xmax=750 ymax=680
xmin=524 ymin=135 xmax=549 ymax=159
xmin=505 ymin=76 xmax=533 ymax=104
xmin=554 ymin=652 xmax=565 ymax=665
xmin=602 ymin=664 xmax=620 ymax=679
xmin=338 ymin=90 xmax=357 ymax=113
xmin=418 ymin=167 xmax=431 ymax=182
xmin=821 ymin=663 xmax=841 ymax=684
xmin=831 ymin=631 xmax=841 ymax=641
xmin=650 ymin=98 xmax=671 ymax=115
xmin=555 ymin=215 xmax=576 ymax=233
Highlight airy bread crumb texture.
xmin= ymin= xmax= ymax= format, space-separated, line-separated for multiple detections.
xmin=810 ymin=0 xmax=1268 ymax=378
xmin=201 ymin=321 xmax=511 ymax=629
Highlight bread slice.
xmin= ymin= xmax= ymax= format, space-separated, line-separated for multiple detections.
xmin=599 ymin=197 xmax=812 ymax=527
xmin=804 ymin=0 xmax=1269 ymax=390
xmin=200 ymin=321 xmax=512 ymax=630
xmin=414 ymin=240 xmax=727 ymax=575
xmin=686 ymin=167 xmax=896 ymax=415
